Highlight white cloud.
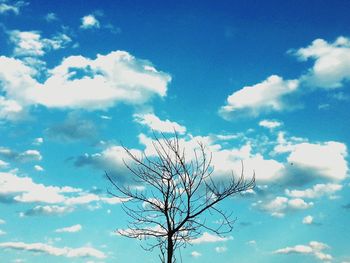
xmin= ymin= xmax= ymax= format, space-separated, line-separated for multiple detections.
xmin=0 ymin=172 xmax=78 ymax=203
xmin=259 ymin=119 xmax=282 ymax=129
xmin=274 ymin=241 xmax=332 ymax=262
xmin=286 ymin=142 xmax=348 ymax=181
xmin=0 ymin=159 xmax=9 ymax=168
xmin=64 ymin=193 xmax=126 ymax=206
xmin=9 ymin=31 xmax=45 ymax=57
xmin=295 ymin=36 xmax=350 ymax=89
xmin=0 ymin=51 xmax=170 ymax=120
xmin=33 ymin=137 xmax=44 ymax=145
xmin=191 ymin=251 xmax=202 ymax=257
xmin=0 ymin=229 xmax=6 ymax=235
xmin=219 ymin=75 xmax=298 ymax=118
xmin=8 ymin=30 xmax=71 ymax=57
xmin=34 ymin=165 xmax=44 ymax=171
xmin=100 ymin=115 xmax=112 ymax=120
xmin=286 ymin=183 xmax=343 ymax=199
xmin=0 ymin=0 xmax=27 ymax=15
xmin=133 ymin=113 xmax=186 ymax=134
xmin=81 ymin=15 xmax=100 ymax=29
xmin=138 ymin=133 xmax=281 ymax=183
xmin=302 ymin=215 xmax=314 ymax=225
xmin=215 ymin=246 xmax=227 ymax=253
xmin=0 ymin=242 xmax=106 ymax=259
xmin=0 ymin=218 xmax=5 ymax=224
xmin=273 ymin=134 xmax=348 ymax=184
xmin=254 ymin=196 xmax=313 ymax=217
xmin=209 ymin=144 xmax=283 ymax=183
xmin=18 ymin=150 xmax=42 ymax=162
xmin=55 ymin=224 xmax=82 ymax=233
xmin=190 ymin=232 xmax=233 ymax=244
xmin=0 ymin=96 xmax=24 ymax=120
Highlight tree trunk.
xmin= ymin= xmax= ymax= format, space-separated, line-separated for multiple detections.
xmin=167 ymin=235 xmax=174 ymax=263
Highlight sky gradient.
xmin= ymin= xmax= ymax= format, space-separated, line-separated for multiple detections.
xmin=0 ymin=1 xmax=350 ymax=262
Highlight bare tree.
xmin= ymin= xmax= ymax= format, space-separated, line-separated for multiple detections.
xmin=106 ymin=132 xmax=255 ymax=263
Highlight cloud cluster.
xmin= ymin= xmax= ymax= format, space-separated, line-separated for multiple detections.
xmin=0 ymin=242 xmax=106 ymax=259
xmin=0 ymin=51 xmax=171 ymax=120
xmin=274 ymin=241 xmax=332 ymax=262
xmin=8 ymin=30 xmax=72 ymax=57
xmin=220 ymin=36 xmax=350 ymax=118
xmin=254 ymin=196 xmax=313 ymax=218
xmin=0 ymin=147 xmax=42 ymax=163
xmin=295 ymin=36 xmax=350 ymax=89
xmin=0 ymin=172 xmax=126 ymax=215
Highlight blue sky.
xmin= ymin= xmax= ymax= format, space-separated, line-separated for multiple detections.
xmin=0 ymin=0 xmax=350 ymax=262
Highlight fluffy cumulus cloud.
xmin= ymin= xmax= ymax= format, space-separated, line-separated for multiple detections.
xmin=219 ymin=36 xmax=350 ymax=119
xmin=0 ymin=242 xmax=106 ymax=259
xmin=286 ymin=142 xmax=348 ymax=182
xmin=55 ymin=224 xmax=82 ymax=233
xmin=274 ymin=133 xmax=348 ymax=184
xmin=254 ymin=196 xmax=313 ymax=218
xmin=133 ymin=113 xmax=186 ymax=134
xmin=302 ymin=215 xmax=314 ymax=225
xmin=190 ymin=232 xmax=233 ymax=244
xmin=0 ymin=172 xmax=80 ymax=203
xmin=0 ymin=172 xmax=125 ymax=213
xmin=295 ymin=36 xmax=350 ymax=89
xmin=80 ymin=14 xmax=100 ymax=29
xmin=138 ymin=133 xmax=281 ymax=183
xmin=0 ymin=51 xmax=171 ymax=120
xmin=219 ymin=75 xmax=299 ymax=118
xmin=274 ymin=241 xmax=332 ymax=262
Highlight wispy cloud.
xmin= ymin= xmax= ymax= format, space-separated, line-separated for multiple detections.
xmin=80 ymin=14 xmax=100 ymax=29
xmin=133 ymin=112 xmax=186 ymax=134
xmin=274 ymin=241 xmax=332 ymax=262
xmin=0 ymin=242 xmax=106 ymax=259
xmin=55 ymin=224 xmax=82 ymax=233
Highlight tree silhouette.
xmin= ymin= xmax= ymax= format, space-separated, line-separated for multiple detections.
xmin=106 ymin=132 xmax=255 ymax=263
